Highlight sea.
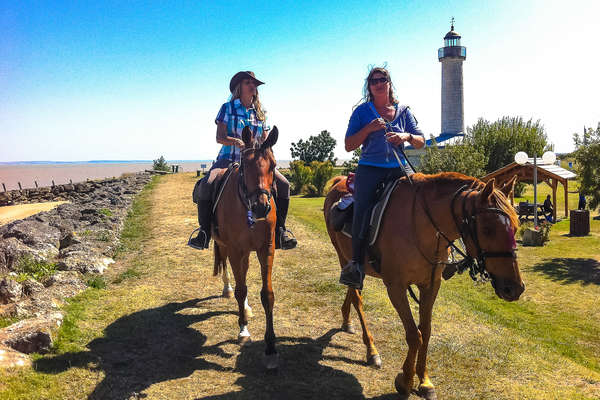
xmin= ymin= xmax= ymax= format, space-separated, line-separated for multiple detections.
xmin=0 ymin=159 xmax=293 ymax=191
xmin=0 ymin=160 xmax=215 ymax=191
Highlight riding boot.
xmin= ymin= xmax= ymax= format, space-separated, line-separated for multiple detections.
xmin=188 ymin=200 xmax=212 ymax=250
xmin=274 ymin=197 xmax=297 ymax=250
xmin=339 ymin=260 xmax=364 ymax=290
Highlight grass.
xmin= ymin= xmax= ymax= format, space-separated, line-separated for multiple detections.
xmin=12 ymin=256 xmax=57 ymax=283
xmin=1 ymin=172 xmax=598 ymax=399
xmin=98 ymin=208 xmax=113 ymax=217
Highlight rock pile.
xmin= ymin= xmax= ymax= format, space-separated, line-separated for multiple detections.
xmin=0 ymin=172 xmax=152 ymax=367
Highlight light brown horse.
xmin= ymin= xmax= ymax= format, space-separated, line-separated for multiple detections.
xmin=324 ymin=172 xmax=524 ymax=399
xmin=212 ymin=125 xmax=279 ymax=369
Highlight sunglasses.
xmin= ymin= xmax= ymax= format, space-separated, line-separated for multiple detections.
xmin=369 ymin=77 xmax=389 ymax=85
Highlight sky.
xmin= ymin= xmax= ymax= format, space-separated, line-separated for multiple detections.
xmin=1 ymin=0 xmax=599 ymax=162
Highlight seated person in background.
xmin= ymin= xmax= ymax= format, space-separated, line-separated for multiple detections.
xmin=543 ymin=195 xmax=553 ymax=221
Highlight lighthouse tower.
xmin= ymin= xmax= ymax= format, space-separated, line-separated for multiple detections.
xmin=438 ymin=18 xmax=466 ymax=137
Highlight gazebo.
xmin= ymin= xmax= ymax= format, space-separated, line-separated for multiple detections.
xmin=482 ymin=159 xmax=577 ymax=221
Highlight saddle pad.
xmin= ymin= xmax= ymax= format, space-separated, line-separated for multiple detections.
xmin=212 ymin=163 xmax=239 ymax=213
xmin=339 ymin=178 xmax=400 ymax=246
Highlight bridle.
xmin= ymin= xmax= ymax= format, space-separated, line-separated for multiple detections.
xmin=417 ymin=184 xmax=517 ymax=283
xmin=238 ymin=147 xmax=274 ymax=226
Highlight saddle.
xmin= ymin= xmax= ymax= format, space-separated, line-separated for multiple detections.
xmin=330 ymin=170 xmax=405 ymax=246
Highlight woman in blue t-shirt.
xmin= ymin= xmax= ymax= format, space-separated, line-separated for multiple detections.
xmin=339 ymin=67 xmax=425 ymax=289
xmin=188 ymin=71 xmax=297 ymax=251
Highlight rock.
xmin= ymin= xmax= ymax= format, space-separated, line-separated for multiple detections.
xmin=0 ymin=278 xmax=22 ymax=304
xmin=0 ymin=312 xmax=63 ymax=354
xmin=22 ymin=279 xmax=44 ymax=296
xmin=57 ymin=252 xmax=114 ymax=274
xmin=2 ymin=220 xmax=61 ymax=253
xmin=58 ymin=231 xmax=80 ymax=249
xmin=522 ymin=228 xmax=544 ymax=246
xmin=0 ymin=303 xmax=17 ymax=318
xmin=0 ymin=344 xmax=31 ymax=369
xmin=45 ymin=271 xmax=85 ymax=288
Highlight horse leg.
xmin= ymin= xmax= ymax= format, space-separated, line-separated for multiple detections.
xmin=257 ymin=246 xmax=278 ymax=370
xmin=387 ymin=284 xmax=421 ymax=398
xmin=340 ymin=288 xmax=355 ymax=333
xmin=415 ymin=278 xmax=441 ymax=400
xmin=229 ymin=250 xmax=251 ymax=345
xmin=221 ymin=259 xmax=234 ymax=298
xmin=349 ymin=288 xmax=381 ymax=368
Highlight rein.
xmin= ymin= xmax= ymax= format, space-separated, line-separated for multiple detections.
xmin=417 ymin=184 xmax=517 ymax=282
xmin=238 ymin=147 xmax=274 ymax=227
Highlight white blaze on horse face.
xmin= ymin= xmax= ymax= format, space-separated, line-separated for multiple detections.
xmin=499 ymin=214 xmax=516 ymax=249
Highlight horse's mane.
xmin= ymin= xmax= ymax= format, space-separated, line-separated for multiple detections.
xmin=407 ymin=172 xmax=519 ymax=229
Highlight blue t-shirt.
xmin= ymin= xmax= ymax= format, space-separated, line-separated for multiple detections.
xmin=345 ymin=102 xmax=423 ymax=168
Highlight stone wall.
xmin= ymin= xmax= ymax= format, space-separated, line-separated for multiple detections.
xmin=0 ymin=172 xmax=153 ymax=364
xmin=0 ymin=177 xmax=144 ymax=207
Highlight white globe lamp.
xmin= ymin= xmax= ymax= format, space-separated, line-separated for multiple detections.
xmin=542 ymin=151 xmax=556 ymax=165
xmin=514 ymin=151 xmax=528 ymax=165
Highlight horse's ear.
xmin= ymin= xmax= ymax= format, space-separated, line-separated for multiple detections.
xmin=480 ymin=179 xmax=495 ymax=202
xmin=260 ymin=126 xmax=278 ymax=151
xmin=242 ymin=126 xmax=253 ymax=148
xmin=500 ymin=175 xmax=517 ymax=197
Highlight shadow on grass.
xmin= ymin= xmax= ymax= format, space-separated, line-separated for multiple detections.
xmin=34 ymin=298 xmax=236 ymax=399
xmin=532 ymin=257 xmax=600 ymax=285
xmin=197 ymin=329 xmax=373 ymax=400
xmin=33 ymin=298 xmax=400 ymax=399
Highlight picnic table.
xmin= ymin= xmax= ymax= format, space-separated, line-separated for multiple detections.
xmin=518 ymin=201 xmax=548 ymax=222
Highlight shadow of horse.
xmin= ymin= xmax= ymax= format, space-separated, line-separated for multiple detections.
xmin=532 ymin=257 xmax=600 ymax=285
xmin=34 ymin=298 xmax=401 ymax=399
xmin=34 ymin=298 xmax=236 ymax=399
xmin=197 ymin=330 xmax=386 ymax=400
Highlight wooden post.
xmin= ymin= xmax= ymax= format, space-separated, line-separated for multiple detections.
xmin=70 ymin=179 xmax=73 ymax=184
xmin=551 ymin=179 xmax=557 ymax=222
xmin=18 ymin=182 xmax=22 ymax=190
xmin=52 ymin=180 xmax=55 ymax=187
xmin=2 ymin=183 xmax=6 ymax=192
xmin=35 ymin=181 xmax=38 ymax=188
xmin=564 ymin=179 xmax=569 ymax=218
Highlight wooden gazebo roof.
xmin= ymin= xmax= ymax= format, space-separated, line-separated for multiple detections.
xmin=482 ymin=160 xmax=577 ymax=220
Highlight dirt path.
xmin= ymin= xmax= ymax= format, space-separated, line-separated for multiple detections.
xmin=0 ymin=201 xmax=68 ymax=226
xmin=3 ymin=173 xmax=598 ymax=399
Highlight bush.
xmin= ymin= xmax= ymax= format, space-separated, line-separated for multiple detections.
xmin=14 ymin=256 xmax=57 ymax=282
xmin=288 ymin=161 xmax=313 ymax=195
xmin=153 ymin=156 xmax=170 ymax=172
xmin=514 ymin=182 xmax=526 ymax=197
xmin=310 ymin=161 xmax=335 ymax=196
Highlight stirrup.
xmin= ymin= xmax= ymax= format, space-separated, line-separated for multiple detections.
xmin=277 ymin=227 xmax=297 ymax=250
xmin=187 ymin=228 xmax=209 ymax=250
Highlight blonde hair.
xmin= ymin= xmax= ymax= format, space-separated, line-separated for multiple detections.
xmin=231 ymin=83 xmax=266 ymax=121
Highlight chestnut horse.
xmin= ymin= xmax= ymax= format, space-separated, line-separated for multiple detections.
xmin=212 ymin=125 xmax=279 ymax=369
xmin=324 ymin=172 xmax=524 ymax=399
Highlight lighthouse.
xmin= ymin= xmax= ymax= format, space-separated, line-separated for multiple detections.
xmin=438 ymin=18 xmax=466 ymax=137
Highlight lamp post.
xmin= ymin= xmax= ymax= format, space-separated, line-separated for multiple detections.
xmin=515 ymin=151 xmax=556 ymax=226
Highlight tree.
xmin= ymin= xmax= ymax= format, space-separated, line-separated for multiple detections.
xmin=573 ymin=123 xmax=600 ymax=210
xmin=153 ymin=156 xmax=170 ymax=172
xmin=342 ymin=148 xmax=361 ymax=175
xmin=310 ymin=161 xmax=335 ymax=196
xmin=290 ymin=130 xmax=337 ymax=164
xmin=419 ymin=139 xmax=486 ymax=177
xmin=466 ymin=117 xmax=549 ymax=173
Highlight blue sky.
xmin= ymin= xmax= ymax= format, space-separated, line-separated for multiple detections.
xmin=2 ymin=0 xmax=599 ymax=161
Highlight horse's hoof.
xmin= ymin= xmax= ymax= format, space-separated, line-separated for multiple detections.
xmin=417 ymin=385 xmax=437 ymax=400
xmin=244 ymin=306 xmax=253 ymax=319
xmin=394 ymin=373 xmax=412 ymax=396
xmin=341 ymin=323 xmax=356 ymax=334
xmin=367 ymin=354 xmax=382 ymax=369
xmin=263 ymin=353 xmax=279 ymax=370
xmin=238 ymin=335 xmax=252 ymax=346
xmin=222 ymin=288 xmax=234 ymax=298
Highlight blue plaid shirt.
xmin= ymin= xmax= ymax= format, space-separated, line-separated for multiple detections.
xmin=214 ymin=99 xmax=269 ymax=162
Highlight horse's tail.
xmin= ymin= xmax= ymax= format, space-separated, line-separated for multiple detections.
xmin=213 ymin=244 xmax=226 ymax=277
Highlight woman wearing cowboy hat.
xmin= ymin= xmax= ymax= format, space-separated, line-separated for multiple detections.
xmin=188 ymin=71 xmax=297 ymax=251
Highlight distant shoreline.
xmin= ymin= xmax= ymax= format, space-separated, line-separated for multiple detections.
xmin=0 ymin=160 xmax=293 ymax=191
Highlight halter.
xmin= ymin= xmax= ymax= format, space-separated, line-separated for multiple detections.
xmin=238 ymin=147 xmax=274 ymax=226
xmin=417 ymin=184 xmax=517 ymax=283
